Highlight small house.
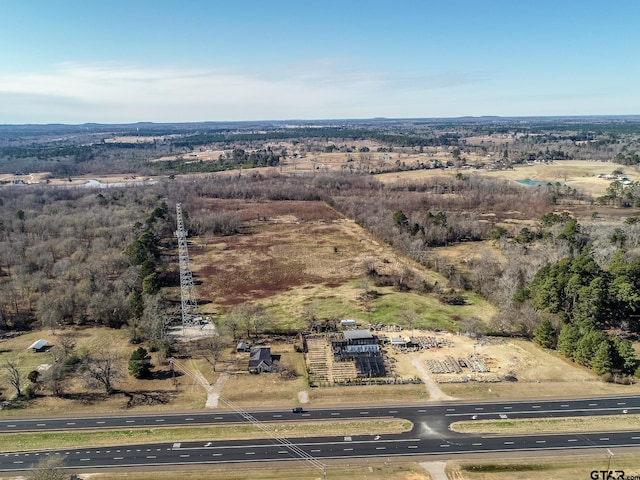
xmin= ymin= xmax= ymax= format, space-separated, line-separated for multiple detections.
xmin=248 ymin=347 xmax=272 ymax=374
xmin=27 ymin=339 xmax=49 ymax=352
xmin=236 ymin=341 xmax=250 ymax=353
xmin=340 ymin=319 xmax=357 ymax=328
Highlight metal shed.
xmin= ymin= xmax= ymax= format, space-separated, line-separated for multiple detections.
xmin=27 ymin=339 xmax=49 ymax=352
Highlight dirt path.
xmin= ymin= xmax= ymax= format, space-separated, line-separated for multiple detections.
xmin=411 ymin=358 xmax=456 ymax=402
xmin=206 ymin=373 xmax=229 ymax=408
xmin=420 ymin=461 xmax=449 ymax=480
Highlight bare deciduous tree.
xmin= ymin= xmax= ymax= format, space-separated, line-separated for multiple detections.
xmin=4 ymin=360 xmax=22 ymax=397
xmin=203 ymin=330 xmax=229 ymax=372
xmin=57 ymin=331 xmax=76 ymax=360
xmin=82 ymin=349 xmax=123 ymax=395
xmin=26 ymin=455 xmax=67 ymax=480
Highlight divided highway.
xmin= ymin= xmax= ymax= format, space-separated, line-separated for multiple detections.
xmin=1 ymin=395 xmax=639 ymax=472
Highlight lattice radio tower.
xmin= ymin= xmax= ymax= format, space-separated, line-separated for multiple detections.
xmin=175 ymin=203 xmax=199 ymax=329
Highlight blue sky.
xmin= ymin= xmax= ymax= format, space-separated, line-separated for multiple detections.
xmin=0 ymin=0 xmax=638 ymax=123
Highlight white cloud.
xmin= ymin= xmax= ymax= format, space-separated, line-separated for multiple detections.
xmin=0 ymin=61 xmax=397 ymax=123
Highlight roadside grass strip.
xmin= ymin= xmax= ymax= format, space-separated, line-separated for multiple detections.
xmin=450 ymin=414 xmax=640 ymax=434
xmin=0 ymin=419 xmax=411 ymax=452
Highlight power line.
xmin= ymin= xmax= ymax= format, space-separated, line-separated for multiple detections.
xmin=169 ymin=358 xmax=326 ymax=477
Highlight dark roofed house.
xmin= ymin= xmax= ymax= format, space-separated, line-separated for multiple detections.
xmin=236 ymin=341 xmax=250 ymax=353
xmin=248 ymin=347 xmax=272 ymax=374
xmin=28 ymin=339 xmax=49 ymax=352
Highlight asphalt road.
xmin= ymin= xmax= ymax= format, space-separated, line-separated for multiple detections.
xmin=1 ymin=395 xmax=639 ymax=472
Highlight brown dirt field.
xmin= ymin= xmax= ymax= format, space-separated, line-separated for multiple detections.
xmin=189 ymin=200 xmax=439 ymax=310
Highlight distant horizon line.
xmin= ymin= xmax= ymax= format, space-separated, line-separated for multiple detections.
xmin=2 ymin=114 xmax=640 ymax=128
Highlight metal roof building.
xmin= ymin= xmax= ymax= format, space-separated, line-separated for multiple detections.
xmin=342 ymin=330 xmax=373 ymax=341
xmin=27 ymin=339 xmax=48 ymax=352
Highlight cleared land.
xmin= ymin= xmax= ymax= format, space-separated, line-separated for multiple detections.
xmin=4 ymin=194 xmax=637 ymax=417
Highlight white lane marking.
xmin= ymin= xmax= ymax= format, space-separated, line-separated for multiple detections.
xmin=375 ymin=447 xmax=386 ymax=450
xmin=331 ymin=412 xmax=340 ymax=416
xmin=7 ymin=425 xmax=16 ymax=428
xmin=13 ymin=461 xmax=23 ymax=464
xmin=185 ymin=418 xmax=194 ymax=421
xmin=418 ymin=409 xmax=427 ymax=413
xmin=311 ymin=449 xmax=321 ymax=453
xmin=155 ymin=419 xmax=165 ymax=422
xmin=245 ymin=452 xmax=255 ymax=455
xmin=600 ymin=437 xmax=609 ymax=441
xmin=272 ymin=415 xmax=282 ymax=418
xmin=408 ymin=446 xmax=418 ymax=449
xmin=66 ymin=422 xmax=76 ymax=425
xmin=180 ymin=454 xmax=190 ymax=458
xmin=389 ymin=410 xmax=398 ymax=413
xmin=504 ymin=441 xmax=514 ymax=445
xmin=536 ymin=440 xmax=546 ymax=444
xmin=146 ymin=455 xmax=157 ymax=459
xmin=474 ymin=407 xmax=484 ymax=411
xmin=80 ymin=458 xmax=91 ymax=461
xmin=36 ymin=424 xmax=46 ymax=426
xmin=503 ymin=406 xmax=512 ymax=409
xmin=344 ymin=448 xmax=353 ymax=451
xmin=446 ymin=408 xmax=455 ymax=412
xmin=589 ymin=403 xmax=597 ymax=406
xmin=214 ymin=417 xmax=223 ymax=420
xmin=560 ymin=404 xmax=569 ymax=407
xmin=96 ymin=421 xmax=105 ymax=424
xmin=212 ymin=453 xmax=223 ymax=456
xmin=472 ymin=443 xmax=482 ymax=446
xmin=617 ymin=402 xmax=626 ymax=405
xmin=113 ymin=457 xmax=123 ymax=460
xmin=568 ymin=439 xmax=578 ymax=442
xmin=278 ymin=451 xmax=288 ymax=454
xmin=532 ymin=405 xmax=541 ymax=409
xmin=440 ymin=444 xmax=450 ymax=448
xmin=126 ymin=420 xmax=135 ymax=423
xmin=360 ymin=411 xmax=369 ymax=415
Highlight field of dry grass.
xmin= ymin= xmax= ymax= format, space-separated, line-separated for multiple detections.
xmin=61 ymin=461 xmax=433 ymax=480
xmin=447 ymin=453 xmax=640 ymax=480
xmin=376 ymin=159 xmax=640 ymax=198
